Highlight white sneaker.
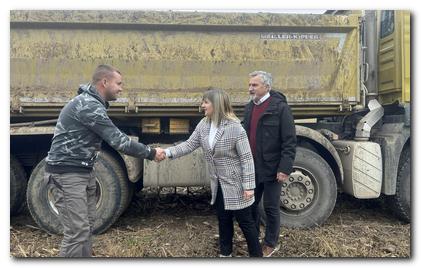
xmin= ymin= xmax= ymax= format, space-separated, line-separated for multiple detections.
xmin=219 ymin=253 xmax=233 ymax=257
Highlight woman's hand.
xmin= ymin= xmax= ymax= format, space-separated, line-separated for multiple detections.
xmin=243 ymin=190 xmax=254 ymax=200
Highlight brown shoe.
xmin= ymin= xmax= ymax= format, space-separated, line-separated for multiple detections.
xmin=262 ymin=244 xmax=279 ymax=257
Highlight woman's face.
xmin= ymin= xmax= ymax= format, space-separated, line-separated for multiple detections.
xmin=201 ymin=98 xmax=214 ymax=117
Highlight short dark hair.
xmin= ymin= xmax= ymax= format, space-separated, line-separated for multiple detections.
xmin=92 ymin=64 xmax=121 ymax=84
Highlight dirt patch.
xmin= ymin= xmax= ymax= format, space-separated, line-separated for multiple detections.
xmin=10 ymin=187 xmax=410 ymax=258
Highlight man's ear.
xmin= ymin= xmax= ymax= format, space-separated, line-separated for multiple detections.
xmin=102 ymin=79 xmax=107 ymax=87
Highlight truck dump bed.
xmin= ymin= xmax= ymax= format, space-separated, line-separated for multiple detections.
xmin=10 ymin=10 xmax=361 ymax=119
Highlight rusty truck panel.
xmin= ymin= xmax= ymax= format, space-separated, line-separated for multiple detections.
xmin=10 ymin=10 xmax=361 ymax=119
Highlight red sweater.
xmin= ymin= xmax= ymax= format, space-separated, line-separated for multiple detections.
xmin=249 ymin=96 xmax=272 ymax=157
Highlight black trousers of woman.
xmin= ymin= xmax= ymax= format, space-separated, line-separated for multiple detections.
xmin=214 ymin=182 xmax=263 ymax=257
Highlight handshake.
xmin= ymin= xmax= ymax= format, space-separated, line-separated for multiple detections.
xmin=154 ymin=147 xmax=167 ymax=162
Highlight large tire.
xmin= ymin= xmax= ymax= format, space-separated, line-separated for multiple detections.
xmin=26 ymin=153 xmax=122 ymax=235
xmin=259 ymin=147 xmax=337 ymax=228
xmin=10 ymin=155 xmax=27 ymax=216
xmin=99 ymin=151 xmax=134 ymax=215
xmin=387 ymin=146 xmax=410 ymax=222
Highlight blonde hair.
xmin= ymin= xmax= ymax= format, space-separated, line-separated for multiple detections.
xmin=202 ymin=88 xmax=239 ymax=126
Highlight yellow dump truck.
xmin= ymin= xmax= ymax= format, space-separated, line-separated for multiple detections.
xmin=10 ymin=10 xmax=410 ymax=234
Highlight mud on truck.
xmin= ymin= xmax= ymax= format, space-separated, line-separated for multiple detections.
xmin=10 ymin=10 xmax=410 ymax=234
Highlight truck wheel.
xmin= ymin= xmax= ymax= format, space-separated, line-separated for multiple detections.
xmin=10 ymin=155 xmax=27 ymax=216
xmin=99 ymin=151 xmax=134 ymax=215
xmin=387 ymin=147 xmax=410 ymax=222
xmin=259 ymin=147 xmax=337 ymax=228
xmin=26 ymin=154 xmax=122 ymax=235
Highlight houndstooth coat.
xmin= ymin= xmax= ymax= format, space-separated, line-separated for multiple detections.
xmin=167 ymin=117 xmax=256 ymax=210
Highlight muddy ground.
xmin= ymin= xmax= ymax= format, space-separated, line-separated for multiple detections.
xmin=10 ymin=187 xmax=410 ymax=258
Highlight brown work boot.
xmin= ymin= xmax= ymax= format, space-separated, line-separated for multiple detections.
xmin=262 ymin=244 xmax=279 ymax=257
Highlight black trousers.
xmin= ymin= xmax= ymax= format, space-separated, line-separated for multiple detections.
xmin=214 ymin=182 xmax=262 ymax=257
xmin=251 ymin=179 xmax=282 ymax=248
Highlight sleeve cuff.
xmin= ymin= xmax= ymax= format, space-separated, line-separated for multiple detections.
xmin=242 ymin=182 xmax=255 ymax=190
xmin=164 ymin=148 xmax=172 ymax=158
xmin=147 ymin=148 xmax=157 ymax=160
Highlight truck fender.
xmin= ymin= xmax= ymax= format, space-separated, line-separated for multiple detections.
xmin=371 ymin=123 xmax=410 ymax=195
xmin=112 ymin=135 xmax=143 ymax=183
xmin=116 ymin=152 xmax=142 ymax=183
xmin=295 ymin=125 xmax=344 ymax=185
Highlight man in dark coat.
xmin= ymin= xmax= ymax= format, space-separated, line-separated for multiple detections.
xmin=242 ymin=70 xmax=297 ymax=257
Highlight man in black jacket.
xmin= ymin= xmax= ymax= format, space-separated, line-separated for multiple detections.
xmin=242 ymin=71 xmax=297 ymax=257
xmin=45 ymin=64 xmax=166 ymax=257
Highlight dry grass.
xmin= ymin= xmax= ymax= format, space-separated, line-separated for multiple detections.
xmin=10 ymin=188 xmax=410 ymax=258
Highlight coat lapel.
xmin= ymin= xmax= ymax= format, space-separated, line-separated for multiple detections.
xmin=212 ymin=119 xmax=226 ymax=155
xmin=202 ymin=120 xmax=212 ymax=156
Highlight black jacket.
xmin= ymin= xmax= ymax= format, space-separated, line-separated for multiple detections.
xmin=242 ymin=90 xmax=297 ymax=182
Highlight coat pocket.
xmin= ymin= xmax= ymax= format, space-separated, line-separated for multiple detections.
xmin=223 ymin=183 xmax=243 ymax=202
xmin=262 ymin=118 xmax=280 ymax=139
xmin=231 ymin=169 xmax=242 ymax=180
xmin=263 ymin=152 xmax=281 ymax=162
xmin=262 ymin=119 xmax=279 ymax=126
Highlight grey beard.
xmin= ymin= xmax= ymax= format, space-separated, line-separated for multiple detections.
xmin=251 ymin=95 xmax=261 ymax=104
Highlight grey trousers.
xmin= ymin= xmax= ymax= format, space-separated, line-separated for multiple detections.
xmin=46 ymin=171 xmax=96 ymax=257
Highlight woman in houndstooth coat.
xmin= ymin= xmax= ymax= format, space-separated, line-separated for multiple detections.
xmin=165 ymin=88 xmax=262 ymax=257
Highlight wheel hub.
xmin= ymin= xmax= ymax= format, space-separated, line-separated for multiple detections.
xmin=280 ymin=170 xmax=315 ymax=211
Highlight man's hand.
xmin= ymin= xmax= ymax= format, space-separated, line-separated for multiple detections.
xmin=276 ymin=172 xmax=289 ymax=182
xmin=243 ymin=189 xmax=254 ymax=200
xmin=154 ymin=147 xmax=166 ymax=162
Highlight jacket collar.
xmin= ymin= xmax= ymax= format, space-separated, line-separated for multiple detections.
xmin=204 ymin=118 xmax=229 ymax=155
xmin=253 ymin=92 xmax=271 ymax=105
xmin=78 ymin=83 xmax=110 ymax=109
xmin=249 ymin=90 xmax=283 ymax=113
